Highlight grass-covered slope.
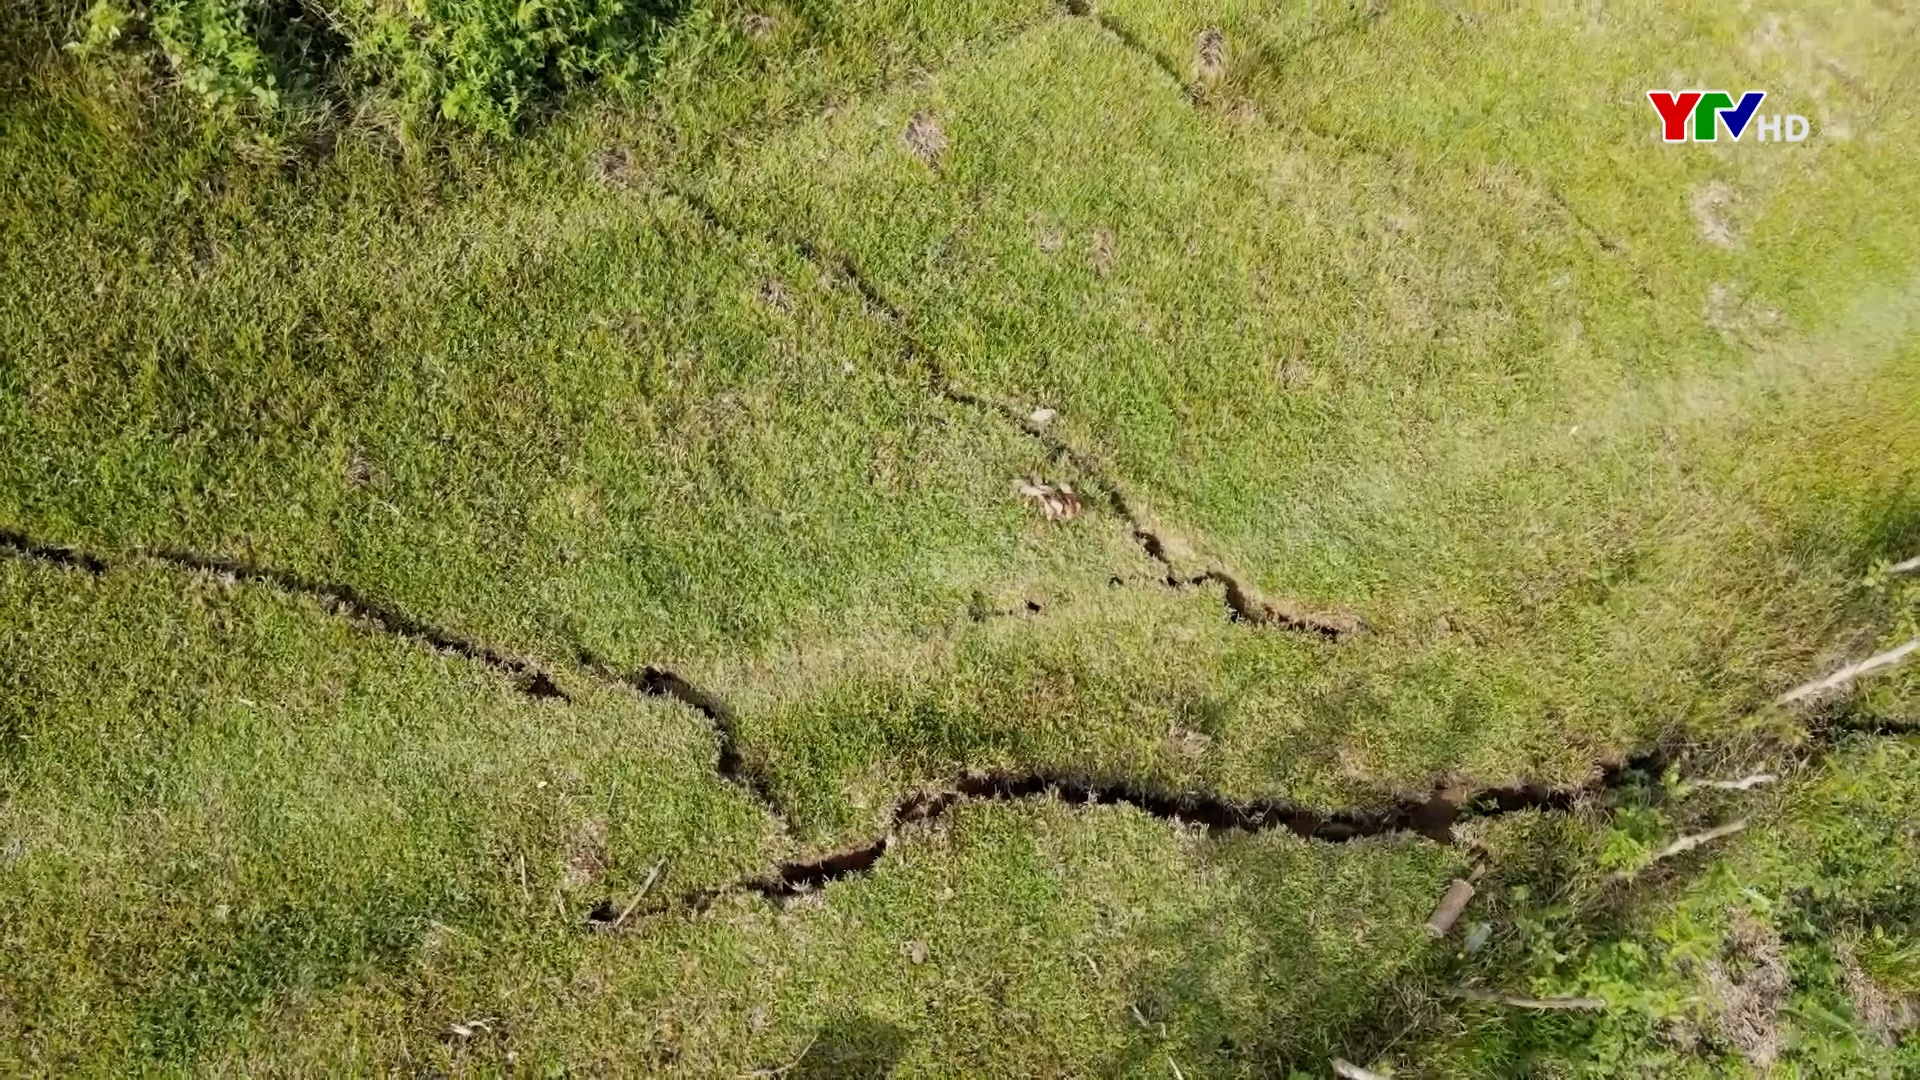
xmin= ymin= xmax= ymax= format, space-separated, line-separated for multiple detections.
xmin=2 ymin=0 xmax=1918 ymax=1073
xmin=701 ymin=8 xmax=1920 ymax=829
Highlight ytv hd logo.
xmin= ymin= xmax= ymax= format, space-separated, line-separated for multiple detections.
xmin=1647 ymin=91 xmax=1810 ymax=143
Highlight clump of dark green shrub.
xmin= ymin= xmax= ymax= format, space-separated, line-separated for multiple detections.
xmin=66 ymin=0 xmax=669 ymax=134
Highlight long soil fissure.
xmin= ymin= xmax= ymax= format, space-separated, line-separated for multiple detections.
xmin=8 ymin=527 xmax=1910 ymax=938
xmin=1 ymin=526 xmax=1655 ymax=875
xmin=0 ymin=529 xmax=790 ymax=810
xmin=602 ymin=752 xmax=1672 ymax=922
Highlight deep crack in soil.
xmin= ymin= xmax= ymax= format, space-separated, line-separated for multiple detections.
xmin=578 ymin=650 xmax=789 ymax=819
xmin=599 ymin=752 xmax=1670 ymax=922
xmin=0 ymin=526 xmax=790 ymax=823
xmin=1178 ymin=570 xmax=1363 ymax=637
xmin=0 ymin=528 xmax=108 ymax=575
xmin=2 ymin=530 xmax=567 ymax=700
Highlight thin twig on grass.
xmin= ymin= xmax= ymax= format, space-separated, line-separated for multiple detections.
xmin=611 ymin=859 xmax=666 ymax=930
xmin=1700 ymin=773 xmax=1778 ymax=791
xmin=1445 ymin=988 xmax=1608 ymax=1011
xmin=1632 ymin=819 xmax=1748 ymax=873
xmin=1776 ymin=639 xmax=1920 ymax=704
xmin=746 ymin=1034 xmax=816 ymax=1078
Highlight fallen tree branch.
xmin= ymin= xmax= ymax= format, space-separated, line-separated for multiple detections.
xmin=1331 ymin=1058 xmax=1389 ymax=1080
xmin=1891 ymin=554 xmax=1920 ymax=575
xmin=1776 ymin=638 xmax=1920 ymax=704
xmin=1445 ymin=988 xmax=1608 ymax=1011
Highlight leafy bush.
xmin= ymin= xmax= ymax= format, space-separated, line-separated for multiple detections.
xmin=331 ymin=0 xmax=658 ymax=134
xmin=67 ymin=0 xmax=670 ymax=133
xmin=149 ymin=0 xmax=285 ymax=112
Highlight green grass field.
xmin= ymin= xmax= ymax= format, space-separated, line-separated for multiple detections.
xmin=3 ymin=0 xmax=1918 ymax=1073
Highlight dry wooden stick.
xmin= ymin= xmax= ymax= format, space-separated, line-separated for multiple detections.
xmin=1891 ymin=554 xmax=1920 ymax=575
xmin=1776 ymin=638 xmax=1920 ymax=704
xmin=1646 ymin=819 xmax=1748 ymax=866
xmin=1700 ymin=772 xmax=1778 ymax=791
xmin=1446 ymin=988 xmax=1607 ymax=1011
xmin=610 ymin=859 xmax=667 ymax=930
xmin=1331 ymin=1058 xmax=1389 ymax=1080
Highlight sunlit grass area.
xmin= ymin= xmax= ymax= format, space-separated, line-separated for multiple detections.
xmin=2 ymin=0 xmax=1917 ymax=1072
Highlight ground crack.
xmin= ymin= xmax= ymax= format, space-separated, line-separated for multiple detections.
xmin=597 ymin=753 xmax=1667 ymax=924
xmin=577 ymin=651 xmax=788 ymax=820
xmin=673 ymin=186 xmax=1362 ymax=638
xmin=0 ymin=526 xmax=788 ymax=825
xmin=1172 ymin=570 xmax=1362 ymax=637
xmin=2 ymin=528 xmax=567 ymax=701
